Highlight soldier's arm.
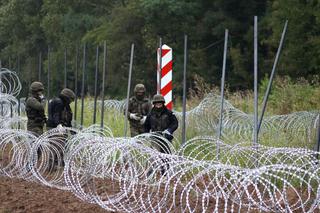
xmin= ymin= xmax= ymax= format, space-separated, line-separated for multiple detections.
xmin=141 ymin=100 xmax=152 ymax=116
xmin=26 ymin=97 xmax=44 ymax=111
xmin=40 ymin=98 xmax=47 ymax=108
xmin=127 ymin=99 xmax=140 ymax=120
xmin=147 ymin=101 xmax=152 ymax=113
xmin=167 ymin=112 xmax=178 ymax=134
xmin=124 ymin=99 xmax=133 ymax=118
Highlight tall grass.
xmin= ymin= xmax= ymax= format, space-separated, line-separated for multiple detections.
xmin=71 ymin=75 xmax=319 ymax=149
xmin=186 ymin=74 xmax=320 ymax=115
xmin=228 ymin=75 xmax=320 ymax=115
xmin=71 ymin=97 xmax=125 ymax=137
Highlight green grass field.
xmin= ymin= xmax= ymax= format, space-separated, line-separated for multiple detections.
xmin=69 ymin=76 xmax=319 ymax=150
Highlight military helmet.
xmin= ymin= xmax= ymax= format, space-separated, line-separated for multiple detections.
xmin=134 ymin=84 xmax=146 ymax=93
xmin=152 ymin=94 xmax=165 ymax=104
xmin=30 ymin=81 xmax=44 ymax=92
xmin=60 ymin=88 xmax=76 ymax=102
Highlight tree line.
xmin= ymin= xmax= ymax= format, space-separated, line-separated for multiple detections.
xmin=0 ymin=0 xmax=319 ymax=98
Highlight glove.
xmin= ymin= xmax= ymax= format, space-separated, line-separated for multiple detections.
xmin=162 ymin=129 xmax=173 ymax=140
xmin=130 ymin=113 xmax=141 ymax=121
xmin=162 ymin=129 xmax=171 ymax=136
xmin=57 ymin=124 xmax=66 ymax=134
xmin=140 ymin=116 xmax=146 ymax=125
xmin=39 ymin=95 xmax=46 ymax=101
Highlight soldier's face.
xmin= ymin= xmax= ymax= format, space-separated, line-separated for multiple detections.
xmin=137 ymin=92 xmax=143 ymax=95
xmin=154 ymin=102 xmax=163 ymax=108
xmin=136 ymin=92 xmax=144 ymax=100
xmin=37 ymin=91 xmax=43 ymax=97
xmin=136 ymin=92 xmax=144 ymax=96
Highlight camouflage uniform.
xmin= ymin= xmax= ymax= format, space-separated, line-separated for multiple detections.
xmin=26 ymin=82 xmax=46 ymax=136
xmin=47 ymin=88 xmax=75 ymax=129
xmin=127 ymin=84 xmax=152 ymax=137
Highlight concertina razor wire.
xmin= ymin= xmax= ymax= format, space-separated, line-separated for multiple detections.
xmin=0 ymin=68 xmax=320 ymax=212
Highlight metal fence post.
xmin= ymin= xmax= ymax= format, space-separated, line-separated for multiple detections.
xmin=181 ymin=35 xmax=188 ymax=145
xmin=216 ymin=29 xmax=229 ymax=158
xmin=64 ymin=48 xmax=67 ymax=88
xmin=80 ymin=43 xmax=86 ymax=128
xmin=93 ymin=45 xmax=99 ymax=124
xmin=253 ymin=16 xmax=258 ymax=147
xmin=38 ymin=52 xmax=42 ymax=82
xmin=47 ymin=46 xmax=51 ymax=101
xmin=258 ymin=20 xmax=288 ymax=134
xmin=124 ymin=44 xmax=135 ymax=137
xmin=74 ymin=46 xmax=79 ymax=122
xmin=100 ymin=42 xmax=107 ymax=128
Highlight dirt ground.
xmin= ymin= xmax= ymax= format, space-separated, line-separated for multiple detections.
xmin=0 ymin=176 xmax=111 ymax=213
xmin=1 ymin=175 xmax=318 ymax=213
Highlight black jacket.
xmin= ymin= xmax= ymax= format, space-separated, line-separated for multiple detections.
xmin=144 ymin=107 xmax=178 ymax=134
xmin=47 ymin=96 xmax=73 ymax=128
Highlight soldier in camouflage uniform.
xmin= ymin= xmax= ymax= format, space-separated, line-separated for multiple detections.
xmin=127 ymin=84 xmax=152 ymax=137
xmin=26 ymin=81 xmax=47 ymax=136
xmin=47 ymin=88 xmax=76 ymax=129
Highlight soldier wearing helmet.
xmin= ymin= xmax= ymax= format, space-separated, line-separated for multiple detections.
xmin=47 ymin=88 xmax=76 ymax=129
xmin=126 ymin=83 xmax=152 ymax=136
xmin=145 ymin=94 xmax=178 ymax=145
xmin=144 ymin=94 xmax=178 ymax=176
xmin=26 ymin=81 xmax=47 ymax=136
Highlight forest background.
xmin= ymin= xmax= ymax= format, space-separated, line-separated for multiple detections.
xmin=0 ymin=0 xmax=319 ymax=100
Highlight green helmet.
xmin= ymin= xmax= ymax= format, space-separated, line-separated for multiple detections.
xmin=30 ymin=81 xmax=44 ymax=92
xmin=152 ymin=94 xmax=165 ymax=104
xmin=134 ymin=84 xmax=146 ymax=94
xmin=60 ymin=88 xmax=76 ymax=102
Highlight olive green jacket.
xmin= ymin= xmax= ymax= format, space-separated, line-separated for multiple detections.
xmin=26 ymin=94 xmax=46 ymax=136
xmin=126 ymin=96 xmax=152 ymax=136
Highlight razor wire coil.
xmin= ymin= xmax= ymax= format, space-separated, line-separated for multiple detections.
xmin=0 ymin=68 xmax=319 ymax=212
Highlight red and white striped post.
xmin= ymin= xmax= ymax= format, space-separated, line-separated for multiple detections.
xmin=157 ymin=44 xmax=173 ymax=110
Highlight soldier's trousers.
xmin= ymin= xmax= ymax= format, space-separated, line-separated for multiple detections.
xmin=149 ymin=133 xmax=172 ymax=175
xmin=130 ymin=125 xmax=145 ymax=137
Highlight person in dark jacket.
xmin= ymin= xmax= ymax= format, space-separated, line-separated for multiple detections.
xmin=47 ymin=88 xmax=75 ymax=129
xmin=26 ymin=81 xmax=47 ymax=136
xmin=126 ymin=84 xmax=152 ymax=136
xmin=46 ymin=88 xmax=75 ymax=171
xmin=144 ymin=94 xmax=178 ymax=176
xmin=144 ymin=94 xmax=178 ymax=153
